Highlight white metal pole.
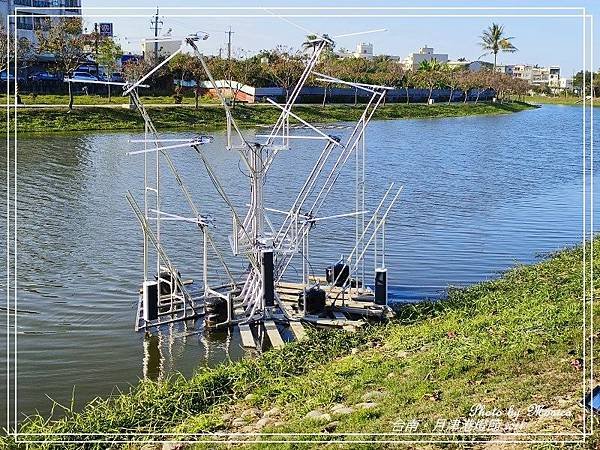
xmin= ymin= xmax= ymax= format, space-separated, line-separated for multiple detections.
xmin=155 ymin=121 xmax=161 ymax=284
xmin=374 ymin=210 xmax=378 ymax=272
xmin=361 ymin=115 xmax=366 ymax=286
xmin=203 ymin=229 xmax=209 ymax=295
xmin=143 ymin=119 xmax=149 ymax=283
xmin=382 ymin=218 xmax=386 ymax=269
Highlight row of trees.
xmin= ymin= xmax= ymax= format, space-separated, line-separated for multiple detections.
xmin=151 ymin=48 xmax=531 ymax=108
xmin=4 ymin=18 xmax=596 ymax=109
xmin=0 ymin=18 xmax=123 ymax=108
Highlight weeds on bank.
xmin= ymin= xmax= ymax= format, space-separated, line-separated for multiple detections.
xmin=2 ymin=240 xmax=592 ymax=449
xmin=1 ymin=101 xmax=537 ymax=134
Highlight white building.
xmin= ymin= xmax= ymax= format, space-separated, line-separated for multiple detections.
xmin=141 ymin=37 xmax=181 ymax=59
xmin=548 ymin=66 xmax=561 ymax=86
xmin=496 ymin=65 xmax=514 ymax=76
xmin=497 ymin=63 xmax=571 ymax=92
xmin=336 ymin=42 xmax=374 ymax=60
xmin=0 ymin=0 xmax=81 ymax=44
xmin=402 ymin=46 xmax=448 ymax=70
xmin=558 ymin=77 xmax=573 ymax=91
xmin=354 ymin=42 xmax=373 ymax=59
xmin=550 ymin=77 xmax=573 ymax=94
xmin=503 ymin=64 xmax=561 ymax=87
xmin=447 ymin=60 xmax=493 ymax=72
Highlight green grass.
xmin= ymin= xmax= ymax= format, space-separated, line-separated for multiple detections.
xmin=0 ymin=93 xmax=216 ymax=106
xmin=524 ymin=95 xmax=597 ymax=106
xmin=1 ymin=101 xmax=537 ymax=134
xmin=3 ymin=239 xmax=598 ymax=449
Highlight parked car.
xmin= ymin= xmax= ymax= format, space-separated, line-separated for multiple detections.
xmin=97 ymin=72 xmax=125 ymax=83
xmin=109 ymin=72 xmax=125 ymax=83
xmin=29 ymin=71 xmax=62 ymax=82
xmin=0 ymin=70 xmax=26 ymax=82
xmin=76 ymin=64 xmax=98 ymax=74
xmin=0 ymin=70 xmax=15 ymax=81
xmin=69 ymin=71 xmax=99 ymax=82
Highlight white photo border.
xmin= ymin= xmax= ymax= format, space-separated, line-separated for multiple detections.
xmin=5 ymin=5 xmax=595 ymax=445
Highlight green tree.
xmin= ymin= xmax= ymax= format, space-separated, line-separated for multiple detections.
xmin=472 ymin=70 xmax=490 ymax=104
xmin=401 ymin=69 xmax=418 ymax=104
xmin=96 ymin=38 xmax=123 ymax=102
xmin=479 ymin=23 xmax=518 ymax=69
xmin=224 ymin=51 xmax=262 ymax=107
xmin=593 ymin=72 xmax=600 ymax=98
xmin=372 ymin=59 xmax=404 ymax=105
xmin=0 ymin=24 xmax=33 ymax=74
xmin=313 ymin=56 xmax=342 ymax=107
xmin=123 ymin=58 xmax=153 ymax=82
xmin=302 ymin=34 xmax=334 ymax=56
xmin=169 ymin=52 xmax=193 ymax=84
xmin=37 ymin=18 xmax=86 ymax=110
xmin=169 ymin=53 xmax=221 ymax=108
xmin=457 ymin=70 xmax=476 ymax=103
xmin=573 ymin=70 xmax=593 ymax=96
xmin=417 ymin=59 xmax=443 ymax=103
xmin=338 ymin=58 xmax=379 ymax=105
xmin=264 ymin=46 xmax=304 ymax=101
xmin=443 ymin=65 xmax=464 ymax=104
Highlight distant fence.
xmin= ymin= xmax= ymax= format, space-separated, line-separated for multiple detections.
xmin=15 ymin=80 xmax=174 ymax=97
xmin=258 ymin=86 xmax=495 ymax=104
xmin=201 ymin=84 xmax=496 ymax=104
xmin=15 ymin=79 xmax=495 ymax=104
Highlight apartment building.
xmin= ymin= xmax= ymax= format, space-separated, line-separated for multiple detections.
xmin=498 ymin=64 xmax=561 ymax=87
xmin=337 ymin=42 xmax=375 ymax=60
xmin=354 ymin=42 xmax=373 ymax=59
xmin=401 ymin=46 xmax=448 ymax=70
xmin=0 ymin=0 xmax=81 ymax=43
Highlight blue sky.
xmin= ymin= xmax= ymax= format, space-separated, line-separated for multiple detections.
xmin=80 ymin=1 xmax=599 ymax=77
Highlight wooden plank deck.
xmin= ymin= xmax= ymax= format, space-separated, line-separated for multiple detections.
xmin=238 ymin=323 xmax=256 ymax=348
xmin=264 ymin=320 xmax=285 ymax=349
xmin=276 ymin=281 xmax=374 ymax=303
xmin=289 ymin=321 xmax=307 ymax=341
xmin=303 ymin=316 xmax=365 ymax=328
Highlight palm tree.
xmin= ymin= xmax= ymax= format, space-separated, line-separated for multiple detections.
xmin=479 ymin=23 xmax=517 ymax=69
xmin=302 ymin=34 xmax=318 ymax=53
xmin=302 ymin=34 xmax=334 ymax=54
xmin=418 ymin=59 xmax=443 ymax=103
xmin=402 ymin=69 xmax=417 ymax=104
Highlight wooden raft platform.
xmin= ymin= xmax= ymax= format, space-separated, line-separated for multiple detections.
xmin=276 ymin=278 xmax=393 ymax=325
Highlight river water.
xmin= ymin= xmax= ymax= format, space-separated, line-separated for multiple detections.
xmin=1 ymin=104 xmax=597 ymax=424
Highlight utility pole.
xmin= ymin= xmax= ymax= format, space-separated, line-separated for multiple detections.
xmin=151 ymin=7 xmax=163 ymax=60
xmin=94 ymin=23 xmax=99 ymax=74
xmin=225 ymin=26 xmax=234 ymax=60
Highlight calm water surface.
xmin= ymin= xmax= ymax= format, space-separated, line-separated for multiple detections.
xmin=1 ymin=104 xmax=597 ymax=423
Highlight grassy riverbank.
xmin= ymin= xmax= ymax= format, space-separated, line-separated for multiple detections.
xmin=5 ymin=239 xmax=597 ymax=449
xmin=0 ymin=93 xmax=206 ymax=106
xmin=524 ymin=95 xmax=597 ymax=106
xmin=1 ymin=101 xmax=536 ymax=134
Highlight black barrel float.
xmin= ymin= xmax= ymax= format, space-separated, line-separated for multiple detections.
xmin=326 ymin=262 xmax=350 ymax=287
xmin=142 ymin=280 xmax=159 ymax=321
xmin=299 ymin=286 xmax=326 ymax=314
xmin=205 ymin=296 xmax=227 ymax=327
